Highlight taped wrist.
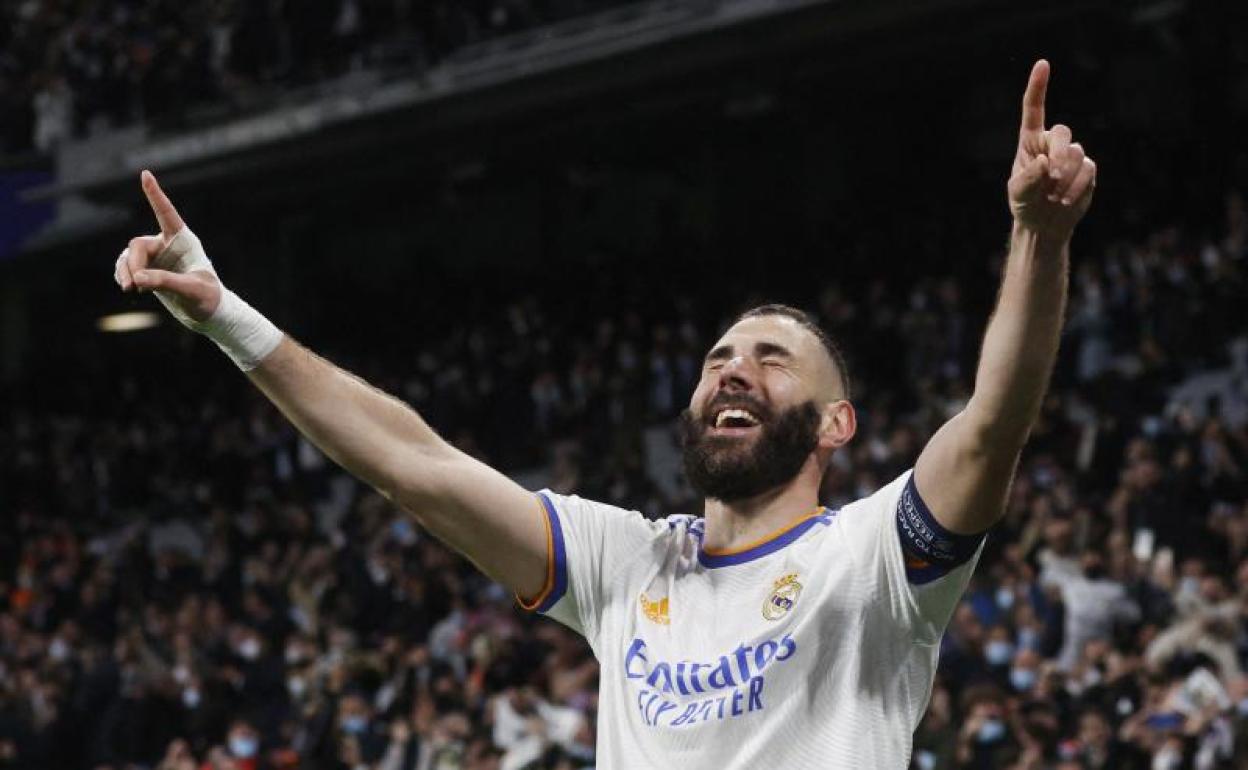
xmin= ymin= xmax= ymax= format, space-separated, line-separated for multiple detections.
xmin=153 ymin=226 xmax=282 ymax=371
xmin=202 ymin=289 xmax=284 ymax=371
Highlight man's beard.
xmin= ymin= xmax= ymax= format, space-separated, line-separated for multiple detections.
xmin=678 ymin=398 xmax=821 ymax=503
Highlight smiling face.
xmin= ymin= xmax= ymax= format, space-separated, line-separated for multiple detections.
xmin=679 ymin=312 xmax=855 ymax=503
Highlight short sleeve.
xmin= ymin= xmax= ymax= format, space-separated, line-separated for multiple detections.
xmin=833 ymin=469 xmax=984 ymax=644
xmin=516 ymin=491 xmax=668 ymax=643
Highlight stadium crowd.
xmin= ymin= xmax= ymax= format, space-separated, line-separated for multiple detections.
xmin=0 ymin=0 xmax=631 ymax=155
xmin=4 ymin=187 xmax=1248 ymax=770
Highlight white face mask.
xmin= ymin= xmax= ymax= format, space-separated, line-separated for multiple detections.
xmin=48 ymin=637 xmax=70 ymax=662
xmin=239 ymin=638 xmax=261 ymax=661
xmin=182 ymin=688 xmax=201 ymax=709
xmin=229 ymin=734 xmax=258 ymax=759
xmin=985 ymin=641 xmax=1015 ymax=667
xmin=1017 ymin=627 xmax=1039 ymax=651
xmin=287 ymin=677 xmax=307 ymax=698
xmin=1116 ymin=696 xmax=1135 ymax=717
xmin=976 ymin=718 xmax=1006 ymax=744
xmin=1009 ymin=668 xmax=1037 ymax=692
xmin=341 ymin=715 xmax=368 ymax=735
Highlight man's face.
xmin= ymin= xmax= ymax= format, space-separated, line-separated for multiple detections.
xmin=679 ymin=315 xmax=839 ymax=502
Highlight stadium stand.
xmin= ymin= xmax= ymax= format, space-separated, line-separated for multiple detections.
xmin=0 ymin=0 xmax=637 ymax=155
xmin=3 ymin=190 xmax=1248 ymax=768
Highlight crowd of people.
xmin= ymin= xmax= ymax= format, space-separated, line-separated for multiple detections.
xmin=4 ymin=185 xmax=1248 ymax=770
xmin=0 ymin=0 xmax=632 ymax=155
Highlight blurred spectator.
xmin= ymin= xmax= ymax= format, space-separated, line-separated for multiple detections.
xmin=0 ymin=0 xmax=641 ymax=155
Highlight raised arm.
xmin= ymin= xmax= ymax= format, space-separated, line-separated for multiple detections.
xmin=113 ymin=171 xmax=548 ymax=599
xmin=915 ymin=60 xmax=1097 ymax=534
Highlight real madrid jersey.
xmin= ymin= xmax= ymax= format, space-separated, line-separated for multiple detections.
xmin=518 ymin=468 xmax=983 ymax=769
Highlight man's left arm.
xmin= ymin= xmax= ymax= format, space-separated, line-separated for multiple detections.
xmin=914 ymin=59 xmax=1097 ymax=539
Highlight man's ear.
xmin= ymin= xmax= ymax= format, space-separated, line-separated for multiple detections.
xmin=818 ymin=400 xmax=856 ymax=450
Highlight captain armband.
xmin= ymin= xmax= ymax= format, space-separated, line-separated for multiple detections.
xmin=894 ymin=475 xmax=985 ymax=585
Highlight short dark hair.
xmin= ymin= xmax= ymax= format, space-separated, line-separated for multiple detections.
xmin=734 ymin=303 xmax=851 ymax=399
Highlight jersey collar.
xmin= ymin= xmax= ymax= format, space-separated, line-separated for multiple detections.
xmin=697 ymin=508 xmax=832 ymax=568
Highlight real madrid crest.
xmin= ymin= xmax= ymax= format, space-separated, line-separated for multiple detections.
xmin=763 ymin=573 xmax=802 ymax=621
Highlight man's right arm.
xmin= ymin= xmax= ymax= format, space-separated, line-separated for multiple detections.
xmin=247 ymin=337 xmax=547 ymax=597
xmin=115 ymin=171 xmax=549 ymax=601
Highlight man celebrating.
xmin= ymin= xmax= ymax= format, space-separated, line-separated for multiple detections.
xmin=112 ymin=60 xmax=1094 ymax=767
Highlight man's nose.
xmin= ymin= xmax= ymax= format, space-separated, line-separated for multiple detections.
xmin=718 ymin=355 xmax=754 ymax=389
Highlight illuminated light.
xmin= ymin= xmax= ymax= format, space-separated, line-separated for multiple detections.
xmin=97 ymin=311 xmax=161 ymax=333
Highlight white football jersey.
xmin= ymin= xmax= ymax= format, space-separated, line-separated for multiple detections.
xmin=520 ymin=468 xmax=982 ymax=769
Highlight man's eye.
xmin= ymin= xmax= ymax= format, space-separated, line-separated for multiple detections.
xmin=706 ymin=363 xmax=723 ymax=372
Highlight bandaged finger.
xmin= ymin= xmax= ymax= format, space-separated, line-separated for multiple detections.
xmin=152 ymin=227 xmax=217 ymax=277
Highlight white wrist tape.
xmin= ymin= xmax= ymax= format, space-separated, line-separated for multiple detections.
xmin=201 ymin=288 xmax=284 ymax=371
xmin=152 ymin=226 xmax=283 ymax=371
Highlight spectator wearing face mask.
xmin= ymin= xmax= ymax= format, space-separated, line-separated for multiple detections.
xmin=954 ymin=685 xmax=1019 ymax=770
xmin=336 ymin=691 xmax=389 ymax=767
xmin=982 ymin=625 xmax=1018 ymax=682
xmin=1008 ymin=648 xmax=1042 ymax=697
xmin=224 ymin=719 xmax=262 ymax=770
xmin=227 ymin=628 xmax=286 ymax=737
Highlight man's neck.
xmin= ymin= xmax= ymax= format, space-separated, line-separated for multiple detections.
xmin=700 ymin=465 xmax=823 ymax=553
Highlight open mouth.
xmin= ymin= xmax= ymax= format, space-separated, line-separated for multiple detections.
xmin=709 ymin=406 xmax=763 ymax=436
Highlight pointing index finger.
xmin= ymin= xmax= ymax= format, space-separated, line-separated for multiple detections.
xmin=141 ymin=170 xmax=185 ymax=238
xmin=1019 ymin=59 xmax=1050 ymax=137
